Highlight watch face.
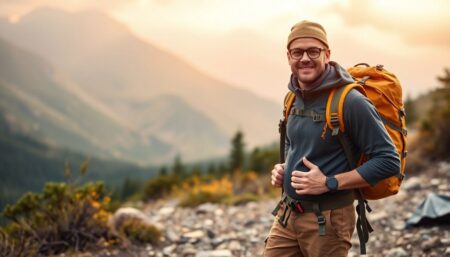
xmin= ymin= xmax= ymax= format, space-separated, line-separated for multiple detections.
xmin=327 ymin=177 xmax=338 ymax=191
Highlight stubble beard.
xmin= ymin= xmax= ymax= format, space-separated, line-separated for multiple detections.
xmin=292 ymin=61 xmax=319 ymax=86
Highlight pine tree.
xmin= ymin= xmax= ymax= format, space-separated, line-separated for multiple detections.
xmin=422 ymin=68 xmax=450 ymax=160
xmin=191 ymin=165 xmax=202 ymax=177
xmin=229 ymin=130 xmax=245 ymax=172
xmin=433 ymin=68 xmax=450 ymax=158
xmin=172 ymin=154 xmax=186 ymax=179
xmin=438 ymin=68 xmax=450 ymax=87
xmin=404 ymin=94 xmax=417 ymax=126
xmin=217 ymin=163 xmax=227 ymax=177
xmin=249 ymin=147 xmax=264 ymax=173
xmin=207 ymin=163 xmax=217 ymax=176
xmin=158 ymin=166 xmax=168 ymax=176
xmin=121 ymin=177 xmax=140 ymax=200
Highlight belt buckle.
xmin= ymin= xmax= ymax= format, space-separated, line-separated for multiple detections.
xmin=317 ymin=215 xmax=326 ymax=225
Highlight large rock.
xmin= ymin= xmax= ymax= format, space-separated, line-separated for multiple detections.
xmin=109 ymin=207 xmax=152 ymax=231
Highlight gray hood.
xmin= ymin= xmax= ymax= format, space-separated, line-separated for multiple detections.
xmin=288 ymin=61 xmax=354 ymax=97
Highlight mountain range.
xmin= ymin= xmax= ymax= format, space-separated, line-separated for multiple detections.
xmin=0 ymin=7 xmax=281 ymax=164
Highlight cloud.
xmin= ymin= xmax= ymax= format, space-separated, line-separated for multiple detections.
xmin=322 ymin=0 xmax=450 ymax=47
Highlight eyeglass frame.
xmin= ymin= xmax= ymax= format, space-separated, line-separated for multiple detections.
xmin=288 ymin=47 xmax=326 ymax=60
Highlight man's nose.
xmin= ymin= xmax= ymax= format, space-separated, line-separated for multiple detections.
xmin=299 ymin=52 xmax=311 ymax=62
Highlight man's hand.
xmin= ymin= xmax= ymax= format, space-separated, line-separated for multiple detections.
xmin=271 ymin=163 xmax=285 ymax=187
xmin=291 ymin=157 xmax=328 ymax=195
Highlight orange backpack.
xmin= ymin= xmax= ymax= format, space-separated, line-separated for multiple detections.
xmin=282 ymin=63 xmax=407 ymax=200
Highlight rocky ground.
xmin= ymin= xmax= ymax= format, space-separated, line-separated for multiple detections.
xmin=68 ymin=162 xmax=450 ymax=257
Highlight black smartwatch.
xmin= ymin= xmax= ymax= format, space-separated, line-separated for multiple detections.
xmin=325 ymin=176 xmax=339 ymax=192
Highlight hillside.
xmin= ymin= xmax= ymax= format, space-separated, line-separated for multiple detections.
xmin=0 ymin=113 xmax=158 ymax=213
xmin=0 ymin=37 xmax=179 ymax=164
xmin=0 ymin=7 xmax=281 ymax=159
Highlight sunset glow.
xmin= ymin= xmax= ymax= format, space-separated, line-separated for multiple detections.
xmin=1 ymin=0 xmax=449 ymax=102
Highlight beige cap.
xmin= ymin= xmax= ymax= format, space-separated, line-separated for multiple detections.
xmin=287 ymin=20 xmax=328 ymax=49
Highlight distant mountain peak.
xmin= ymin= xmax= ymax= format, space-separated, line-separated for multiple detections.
xmin=23 ymin=6 xmax=73 ymax=18
xmin=17 ymin=6 xmax=132 ymax=38
xmin=22 ymin=6 xmax=109 ymax=22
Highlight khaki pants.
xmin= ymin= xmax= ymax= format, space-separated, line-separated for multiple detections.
xmin=263 ymin=202 xmax=356 ymax=257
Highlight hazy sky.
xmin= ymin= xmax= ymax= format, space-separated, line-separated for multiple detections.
xmin=1 ymin=0 xmax=449 ymax=102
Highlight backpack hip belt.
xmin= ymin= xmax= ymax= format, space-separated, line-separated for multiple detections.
xmin=273 ymin=191 xmax=354 ymax=235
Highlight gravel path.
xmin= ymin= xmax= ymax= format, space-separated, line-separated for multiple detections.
xmin=69 ymin=162 xmax=450 ymax=257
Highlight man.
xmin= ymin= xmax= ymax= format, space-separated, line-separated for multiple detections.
xmin=263 ymin=20 xmax=400 ymax=257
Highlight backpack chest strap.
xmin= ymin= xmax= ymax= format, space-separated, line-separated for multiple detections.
xmin=290 ymin=107 xmax=326 ymax=122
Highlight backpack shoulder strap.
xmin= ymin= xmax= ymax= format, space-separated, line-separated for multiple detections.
xmin=325 ymin=83 xmax=366 ymax=136
xmin=283 ymin=91 xmax=296 ymax=121
xmin=325 ymin=83 xmax=373 ymax=255
xmin=279 ymin=91 xmax=296 ymax=164
xmin=325 ymin=82 xmax=367 ymax=166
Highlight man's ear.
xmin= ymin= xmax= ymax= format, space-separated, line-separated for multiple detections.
xmin=324 ymin=48 xmax=331 ymax=64
xmin=287 ymin=51 xmax=291 ymax=64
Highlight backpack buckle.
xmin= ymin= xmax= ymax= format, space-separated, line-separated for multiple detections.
xmin=358 ymin=76 xmax=370 ymax=85
xmin=317 ymin=215 xmax=326 ymax=225
xmin=313 ymin=114 xmax=322 ymax=122
xmin=329 ymin=113 xmax=340 ymax=136
xmin=330 ymin=113 xmax=339 ymax=124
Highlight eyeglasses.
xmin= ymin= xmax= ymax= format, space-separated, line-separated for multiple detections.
xmin=288 ymin=47 xmax=325 ymax=60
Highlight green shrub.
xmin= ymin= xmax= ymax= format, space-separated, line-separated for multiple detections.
xmin=1 ymin=179 xmax=119 ymax=255
xmin=179 ymin=191 xmax=226 ymax=207
xmin=177 ymin=176 xmax=233 ymax=207
xmin=179 ymin=192 xmax=222 ymax=207
xmin=0 ymin=227 xmax=37 ymax=257
xmin=143 ymin=175 xmax=177 ymax=200
xmin=418 ymin=69 xmax=450 ymax=160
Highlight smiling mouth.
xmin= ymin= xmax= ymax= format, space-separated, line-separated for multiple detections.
xmin=299 ymin=67 xmax=314 ymax=70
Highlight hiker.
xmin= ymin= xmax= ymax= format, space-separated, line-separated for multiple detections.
xmin=263 ymin=20 xmax=401 ymax=257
